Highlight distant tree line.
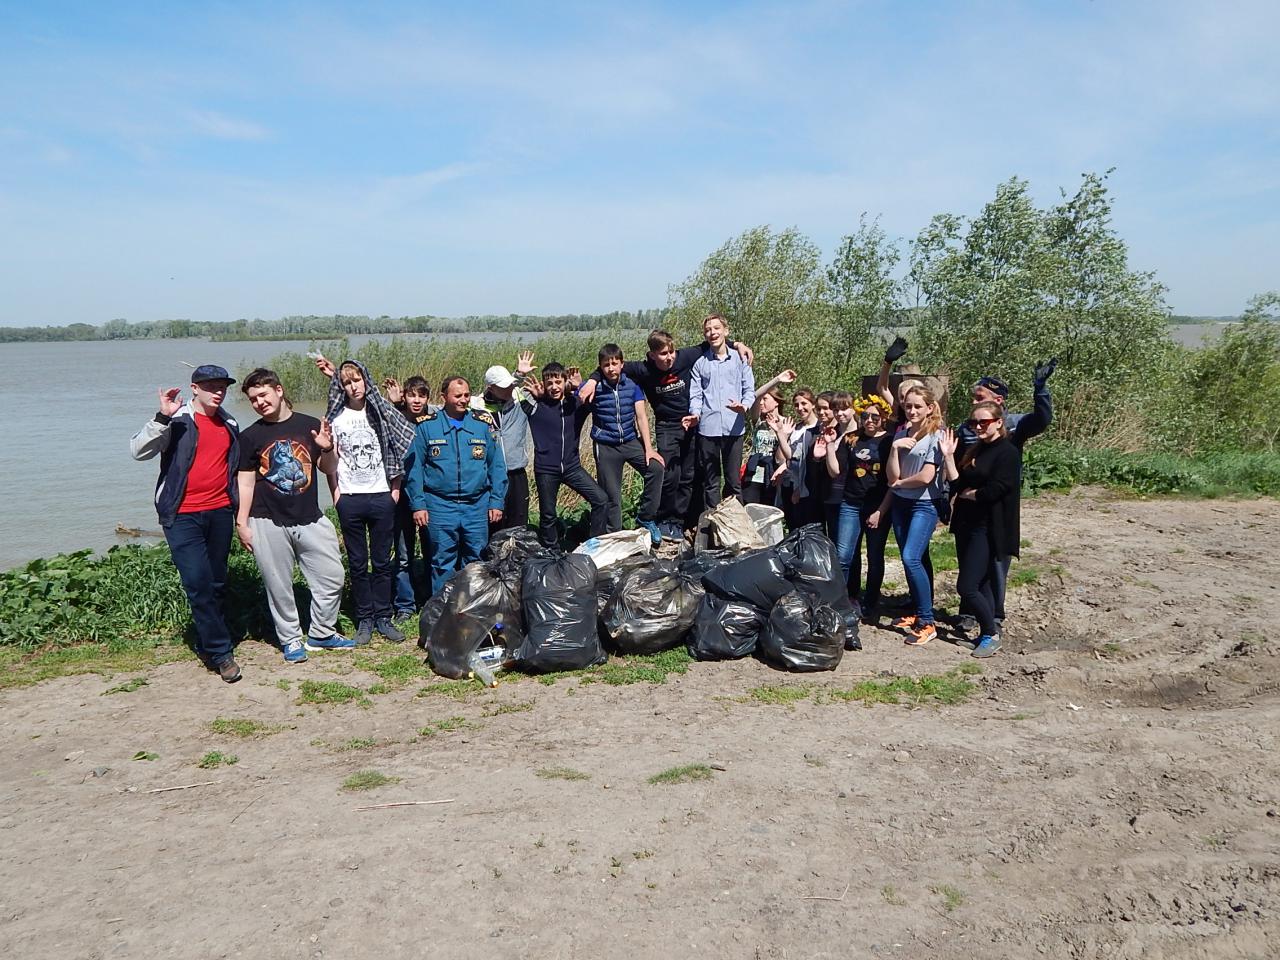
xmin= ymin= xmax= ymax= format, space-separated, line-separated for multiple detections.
xmin=0 ymin=309 xmax=665 ymax=343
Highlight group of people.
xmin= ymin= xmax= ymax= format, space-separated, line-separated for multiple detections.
xmin=131 ymin=320 xmax=1055 ymax=683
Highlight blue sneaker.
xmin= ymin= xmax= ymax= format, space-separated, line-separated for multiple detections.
xmin=304 ymin=633 xmax=356 ymax=652
xmin=972 ymin=634 xmax=1002 ymax=658
xmin=639 ymin=520 xmax=662 ymax=546
xmin=281 ymin=639 xmax=308 ymax=663
xmin=661 ymin=521 xmax=684 ymax=542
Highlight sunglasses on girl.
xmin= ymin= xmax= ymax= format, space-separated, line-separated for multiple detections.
xmin=968 ymin=416 xmax=1001 ymax=428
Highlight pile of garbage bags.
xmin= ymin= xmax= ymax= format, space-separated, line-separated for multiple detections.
xmin=419 ymin=506 xmax=861 ymax=683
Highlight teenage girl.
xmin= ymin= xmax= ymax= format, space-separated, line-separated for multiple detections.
xmin=827 ymin=394 xmax=893 ymax=620
xmin=886 ymin=385 xmax=946 ymax=646
xmin=810 ymin=392 xmax=843 ymax=539
xmin=940 ymin=402 xmax=1022 ymax=658
xmin=780 ymin=388 xmax=821 ymax=531
xmin=742 ymin=369 xmax=797 ymax=505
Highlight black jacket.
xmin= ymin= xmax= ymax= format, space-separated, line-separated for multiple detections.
xmin=950 ymin=436 xmax=1022 ymax=560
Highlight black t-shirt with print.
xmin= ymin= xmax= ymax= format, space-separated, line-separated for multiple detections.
xmin=839 ymin=433 xmax=893 ymax=508
xmin=239 ymin=413 xmax=325 ymax=526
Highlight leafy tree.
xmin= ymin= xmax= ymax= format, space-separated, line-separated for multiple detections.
xmin=826 ymin=214 xmax=906 ymax=376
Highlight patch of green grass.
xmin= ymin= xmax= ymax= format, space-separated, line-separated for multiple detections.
xmin=824 ymin=672 xmax=975 ymax=707
xmin=208 ymin=717 xmax=282 ymax=738
xmin=1023 ymin=442 xmax=1280 ymax=498
xmin=367 ymin=682 xmax=392 ymax=695
xmin=1007 ymin=564 xmax=1041 ymax=588
xmin=341 ymin=770 xmax=399 ymax=792
xmin=748 ymin=684 xmax=813 ymax=706
xmin=276 ymin=678 xmax=291 ymax=691
xmin=483 ymin=700 xmax=534 ymax=716
xmin=417 ymin=716 xmax=474 ymax=738
xmin=647 ymin=763 xmax=713 ymax=786
xmin=931 ymin=884 xmax=965 ymax=912
xmin=882 ymin=885 xmax=906 ymax=906
xmin=954 ymin=663 xmax=983 ymax=675
xmin=132 ymin=750 xmax=158 ymax=761
xmin=197 ymin=750 xmax=238 ymax=769
xmin=531 ymin=648 xmax=694 ymax=686
xmin=536 ymin=766 xmax=591 ymax=781
xmin=298 ymin=679 xmax=370 ymax=707
xmin=357 ymin=652 xmax=431 ymax=686
xmin=338 ymin=737 xmax=378 ymax=751
xmin=418 ymin=679 xmax=487 ymax=700
xmin=0 ymin=639 xmax=188 ymax=690
xmin=102 ymin=676 xmax=148 ymax=695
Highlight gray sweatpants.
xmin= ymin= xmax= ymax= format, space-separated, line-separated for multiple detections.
xmin=249 ymin=516 xmax=346 ymax=643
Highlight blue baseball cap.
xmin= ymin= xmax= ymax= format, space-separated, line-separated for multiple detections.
xmin=191 ymin=364 xmax=236 ymax=385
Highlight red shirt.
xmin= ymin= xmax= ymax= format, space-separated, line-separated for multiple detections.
xmin=179 ymin=413 xmax=232 ymax=513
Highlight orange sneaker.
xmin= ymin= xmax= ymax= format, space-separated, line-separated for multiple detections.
xmin=904 ymin=622 xmax=937 ymax=646
xmin=890 ymin=615 xmax=917 ymax=630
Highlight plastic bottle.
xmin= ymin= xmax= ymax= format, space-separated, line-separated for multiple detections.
xmin=468 ymin=618 xmax=508 ymax=687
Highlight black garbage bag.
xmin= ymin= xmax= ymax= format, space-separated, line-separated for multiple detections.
xmin=701 ymin=548 xmax=792 ymax=612
xmin=758 ymin=589 xmax=845 ymax=672
xmin=774 ymin=524 xmax=845 ymax=604
xmin=688 ymin=593 xmax=766 ymax=660
xmin=677 ymin=548 xmax=737 ymax=580
xmin=484 ymin=526 xmax=556 ymax=609
xmin=603 ymin=561 xmax=705 ymax=654
xmin=515 ymin=553 xmax=605 ymax=672
xmin=421 ymin=563 xmax=522 ymax=679
xmin=594 ymin=551 xmax=652 ymax=614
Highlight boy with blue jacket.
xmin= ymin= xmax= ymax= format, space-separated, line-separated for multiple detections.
xmin=584 ymin=344 xmax=664 ymax=543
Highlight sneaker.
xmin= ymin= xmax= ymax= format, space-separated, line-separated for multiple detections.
xmin=843 ymin=635 xmax=863 ymax=652
xmin=217 ymin=657 xmax=242 ymax=683
xmin=972 ymin=634 xmax=1002 ymax=658
xmin=639 ymin=520 xmax=662 ymax=546
xmin=890 ymin=614 xmax=917 ymax=631
xmin=904 ymin=622 xmax=937 ymax=646
xmin=661 ymin=521 xmax=684 ymax=542
xmin=281 ymin=639 xmax=308 ymax=663
xmin=374 ymin=618 xmax=406 ymax=643
xmin=305 ymin=633 xmax=356 ymax=652
xmin=353 ymin=620 xmax=374 ymax=646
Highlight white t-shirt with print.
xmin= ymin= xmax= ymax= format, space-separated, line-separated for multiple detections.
xmin=331 ymin=406 xmax=390 ymax=495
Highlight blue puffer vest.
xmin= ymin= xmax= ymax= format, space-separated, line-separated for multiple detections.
xmin=589 ymin=374 xmax=640 ymax=446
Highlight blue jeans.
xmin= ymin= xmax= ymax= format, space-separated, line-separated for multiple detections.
xmin=836 ymin=501 xmax=891 ymax=611
xmin=393 ymin=496 xmax=426 ymax=615
xmin=164 ymin=507 xmax=235 ymax=667
xmin=891 ymin=495 xmax=938 ymax=624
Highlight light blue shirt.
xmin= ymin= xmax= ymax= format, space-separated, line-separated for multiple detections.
xmin=689 ymin=349 xmax=756 ymax=438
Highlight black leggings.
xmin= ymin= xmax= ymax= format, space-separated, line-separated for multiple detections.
xmin=954 ymin=527 xmax=999 ymax=637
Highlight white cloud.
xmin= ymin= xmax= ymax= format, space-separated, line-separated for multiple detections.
xmin=188 ymin=109 xmax=270 ymax=141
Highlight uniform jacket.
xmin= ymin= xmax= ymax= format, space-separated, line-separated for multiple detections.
xmin=130 ymin=403 xmax=240 ymax=528
xmin=405 ymin=409 xmax=508 ymax=510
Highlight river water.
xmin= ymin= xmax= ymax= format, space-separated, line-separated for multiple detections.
xmin=0 ymin=323 xmax=1230 ymax=570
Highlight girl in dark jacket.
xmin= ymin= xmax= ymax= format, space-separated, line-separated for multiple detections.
xmin=939 ymin=401 xmax=1022 ymax=658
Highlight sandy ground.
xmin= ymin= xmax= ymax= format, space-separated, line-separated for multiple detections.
xmin=2 ymin=487 xmax=1278 ymax=960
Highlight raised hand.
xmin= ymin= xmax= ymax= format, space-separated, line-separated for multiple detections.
xmin=516 ymin=350 xmax=536 ymax=376
xmin=938 ymin=427 xmax=957 ymax=459
xmin=777 ymin=369 xmax=797 ymax=384
xmin=312 ymin=353 xmax=336 ymax=377
xmin=311 ymin=417 xmax=334 ymax=451
xmin=383 ymin=377 xmax=403 ymax=404
xmin=884 ymin=336 xmax=908 ymax=363
xmin=775 ymin=415 xmax=795 ymax=436
xmin=566 ymin=366 xmax=581 ymax=387
xmin=522 ymin=375 xmax=544 ymax=397
xmin=1034 ymin=357 xmax=1059 ymax=387
xmin=158 ymin=387 xmax=182 ymax=416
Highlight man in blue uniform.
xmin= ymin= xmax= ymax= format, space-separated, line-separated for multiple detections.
xmin=406 ymin=376 xmax=508 ymax=595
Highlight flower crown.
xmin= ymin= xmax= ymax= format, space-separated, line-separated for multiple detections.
xmin=850 ymin=394 xmax=893 ymax=419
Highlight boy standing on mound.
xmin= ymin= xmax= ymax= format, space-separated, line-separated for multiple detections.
xmin=235 ymin=368 xmax=354 ymax=663
xmin=686 ymin=314 xmax=757 ymax=506
xmin=130 ymin=364 xmax=243 ymax=683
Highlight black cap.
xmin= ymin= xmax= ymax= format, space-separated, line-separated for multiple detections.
xmin=191 ymin=364 xmax=236 ymax=385
xmin=974 ymin=375 xmax=1009 ymax=400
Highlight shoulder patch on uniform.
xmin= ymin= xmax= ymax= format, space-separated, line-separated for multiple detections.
xmin=420 ymin=410 xmax=437 ymax=421
xmin=471 ymin=410 xmax=495 ymax=426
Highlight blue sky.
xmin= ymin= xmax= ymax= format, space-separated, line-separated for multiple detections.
xmin=1 ymin=0 xmax=1276 ymax=325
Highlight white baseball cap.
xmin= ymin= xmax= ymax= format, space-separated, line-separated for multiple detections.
xmin=483 ymin=365 xmax=517 ymax=389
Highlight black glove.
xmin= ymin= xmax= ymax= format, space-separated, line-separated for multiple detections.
xmin=1033 ymin=357 xmax=1058 ymax=388
xmin=884 ymin=336 xmax=908 ymax=364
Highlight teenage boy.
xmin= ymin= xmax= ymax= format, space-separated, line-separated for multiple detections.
xmin=579 ymin=331 xmax=754 ymax=540
xmin=951 ymin=358 xmax=1057 ymax=640
xmin=314 ymin=355 xmax=416 ymax=645
xmin=130 ymin=364 xmax=242 ymax=682
xmin=235 ymin=368 xmax=353 ymax=662
xmin=684 ymin=314 xmax=757 ymax=506
xmin=385 ymin=375 xmax=434 ymax=612
xmin=473 ymin=350 xmax=535 ymax=533
xmin=406 ymin=377 xmax=508 ymax=596
xmin=583 ymin=344 xmax=664 ymax=543
xmin=520 ymin=361 xmax=609 ymax=549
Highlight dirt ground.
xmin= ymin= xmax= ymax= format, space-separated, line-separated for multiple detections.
xmin=2 ymin=487 xmax=1278 ymax=960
